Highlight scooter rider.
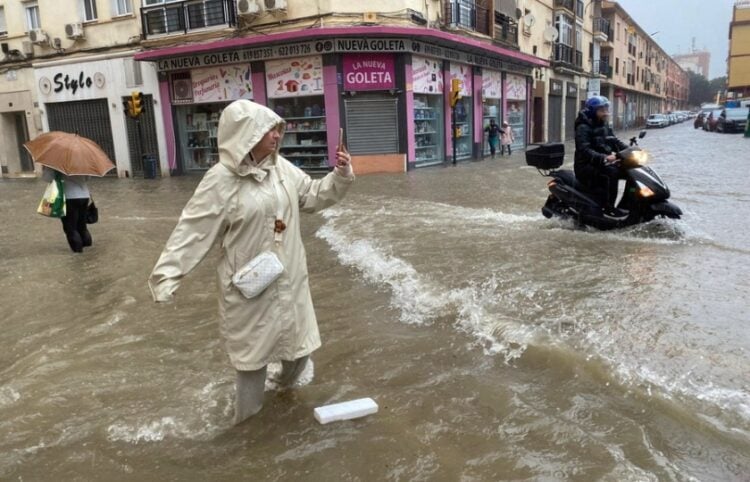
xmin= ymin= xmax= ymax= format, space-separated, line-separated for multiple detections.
xmin=574 ymin=96 xmax=629 ymax=217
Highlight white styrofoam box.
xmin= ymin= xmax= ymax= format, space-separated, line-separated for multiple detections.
xmin=314 ymin=398 xmax=379 ymax=424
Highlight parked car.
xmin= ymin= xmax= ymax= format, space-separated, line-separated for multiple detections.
xmin=646 ymin=114 xmax=669 ymax=128
xmin=703 ymin=109 xmax=723 ymax=132
xmin=694 ymin=112 xmax=705 ymax=129
xmin=668 ymin=113 xmax=677 ymax=125
xmin=717 ymin=107 xmax=749 ymax=133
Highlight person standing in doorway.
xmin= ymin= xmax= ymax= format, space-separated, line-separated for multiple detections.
xmin=42 ymin=167 xmax=92 ymax=253
xmin=500 ymin=121 xmax=514 ymax=155
xmin=484 ymin=119 xmax=503 ymax=158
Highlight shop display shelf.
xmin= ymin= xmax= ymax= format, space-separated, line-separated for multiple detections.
xmin=283 ymin=116 xmax=326 ymax=121
xmin=286 ymin=129 xmax=327 ymax=133
xmin=285 ymin=153 xmax=328 ymax=158
xmin=416 ymin=145 xmax=437 ymax=149
xmin=282 ymin=144 xmax=328 ymax=148
xmin=415 ymin=131 xmax=438 ymax=135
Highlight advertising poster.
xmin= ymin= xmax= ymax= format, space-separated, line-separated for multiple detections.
xmin=413 ymin=55 xmax=444 ymax=94
xmin=266 ymin=56 xmax=324 ymax=98
xmin=482 ymin=70 xmax=503 ymax=99
xmin=505 ymin=74 xmax=527 ymax=100
xmin=449 ymin=63 xmax=472 ymax=96
xmin=192 ymin=64 xmax=253 ymax=103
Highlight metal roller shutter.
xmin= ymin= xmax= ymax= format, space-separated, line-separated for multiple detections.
xmin=344 ymin=95 xmax=399 ymax=155
xmin=46 ymin=99 xmax=117 ymax=166
xmin=124 ymin=94 xmax=160 ymax=176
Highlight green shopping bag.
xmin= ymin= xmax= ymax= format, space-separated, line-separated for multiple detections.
xmin=37 ymin=173 xmax=66 ymax=218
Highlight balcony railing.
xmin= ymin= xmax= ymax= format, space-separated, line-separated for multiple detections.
xmin=592 ymin=59 xmax=612 ymax=78
xmin=593 ymin=17 xmax=610 ymax=38
xmin=554 ymin=0 xmax=575 ymax=13
xmin=445 ymin=0 xmax=491 ymax=36
xmin=493 ymin=12 xmax=519 ymax=48
xmin=552 ymin=43 xmax=583 ymax=70
xmin=141 ymin=0 xmax=236 ymax=38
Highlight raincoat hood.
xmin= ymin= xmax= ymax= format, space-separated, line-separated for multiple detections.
xmin=218 ymin=99 xmax=285 ymax=177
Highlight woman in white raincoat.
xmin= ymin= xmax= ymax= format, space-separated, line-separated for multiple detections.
xmin=148 ymin=99 xmax=353 ymax=424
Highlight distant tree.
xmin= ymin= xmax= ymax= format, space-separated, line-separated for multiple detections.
xmin=688 ymin=71 xmax=712 ymax=106
xmin=709 ymin=76 xmax=728 ymax=95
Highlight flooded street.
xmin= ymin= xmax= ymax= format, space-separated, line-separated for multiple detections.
xmin=1 ymin=123 xmax=749 ymax=480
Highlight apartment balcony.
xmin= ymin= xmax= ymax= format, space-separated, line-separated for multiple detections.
xmin=552 ymin=43 xmax=583 ymax=71
xmin=593 ymin=17 xmax=610 ymax=42
xmin=141 ymin=0 xmax=236 ymax=38
xmin=445 ymin=0 xmax=491 ymax=36
xmin=493 ymin=12 xmax=519 ymax=49
xmin=592 ymin=59 xmax=612 ymax=78
xmin=554 ymin=0 xmax=575 ymax=14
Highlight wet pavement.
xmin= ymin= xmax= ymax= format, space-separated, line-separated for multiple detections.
xmin=1 ymin=122 xmax=749 ymax=480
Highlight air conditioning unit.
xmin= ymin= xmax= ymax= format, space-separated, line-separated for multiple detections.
xmin=22 ymin=41 xmax=34 ymax=56
xmin=65 ymin=23 xmax=85 ymax=39
xmin=237 ymin=0 xmax=260 ymax=15
xmin=263 ymin=0 xmax=287 ymax=12
xmin=29 ymin=29 xmax=48 ymax=45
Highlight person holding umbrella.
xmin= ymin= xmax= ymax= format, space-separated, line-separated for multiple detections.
xmin=25 ymin=131 xmax=115 ymax=253
xmin=41 ymin=167 xmax=92 ymax=252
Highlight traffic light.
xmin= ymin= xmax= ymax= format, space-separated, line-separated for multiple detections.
xmin=127 ymin=91 xmax=143 ymax=118
xmin=450 ymin=78 xmax=462 ymax=108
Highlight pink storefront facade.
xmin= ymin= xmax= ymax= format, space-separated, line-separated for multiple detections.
xmin=135 ymin=27 xmax=548 ymax=175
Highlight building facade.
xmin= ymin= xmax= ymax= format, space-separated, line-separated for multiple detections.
xmin=728 ymin=0 xmax=750 ymax=98
xmin=0 ymin=0 xmax=169 ymax=178
xmin=134 ymin=0 xmax=549 ymax=174
xmin=673 ymin=51 xmax=711 ymax=79
xmin=597 ymin=1 xmax=688 ymax=130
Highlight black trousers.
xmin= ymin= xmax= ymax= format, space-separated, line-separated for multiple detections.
xmin=501 ymin=144 xmax=512 ymax=155
xmin=60 ymin=198 xmax=92 ymax=253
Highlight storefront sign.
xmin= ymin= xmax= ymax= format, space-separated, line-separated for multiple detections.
xmin=587 ymin=78 xmax=601 ymax=98
xmin=566 ymin=82 xmax=578 ymax=97
xmin=191 ymin=64 xmax=254 ymax=103
xmin=265 ymin=56 xmax=323 ymax=99
xmin=505 ymin=74 xmax=527 ymax=100
xmin=343 ymin=54 xmax=396 ymax=91
xmin=412 ymin=55 xmax=443 ymax=94
xmin=449 ymin=63 xmax=472 ymax=96
xmin=482 ymin=69 xmax=503 ymax=99
xmin=550 ymin=79 xmax=563 ymax=96
xmin=154 ymin=38 xmax=534 ymax=76
xmin=53 ymin=71 xmax=94 ymax=95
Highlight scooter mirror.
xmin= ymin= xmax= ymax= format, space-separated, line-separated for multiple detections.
xmin=639 ymin=130 xmax=647 ymax=139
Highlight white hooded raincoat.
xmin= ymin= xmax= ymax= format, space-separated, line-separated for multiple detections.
xmin=149 ymin=100 xmax=353 ymax=371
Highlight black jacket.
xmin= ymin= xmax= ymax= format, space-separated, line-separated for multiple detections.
xmin=574 ymin=111 xmax=628 ymax=179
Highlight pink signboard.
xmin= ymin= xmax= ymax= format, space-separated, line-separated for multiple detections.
xmin=482 ymin=69 xmax=503 ymax=99
xmin=343 ymin=53 xmax=396 ymax=91
xmin=505 ymin=74 xmax=527 ymax=100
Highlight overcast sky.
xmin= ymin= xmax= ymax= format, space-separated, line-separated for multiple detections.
xmin=615 ymin=0 xmax=737 ymax=79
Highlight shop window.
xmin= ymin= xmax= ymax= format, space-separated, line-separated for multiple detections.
xmin=81 ymin=0 xmax=98 ymax=22
xmin=25 ymin=2 xmax=41 ymax=31
xmin=175 ymin=103 xmax=225 ymax=171
xmin=414 ymin=95 xmax=445 ymax=166
xmin=270 ymin=96 xmax=328 ymax=169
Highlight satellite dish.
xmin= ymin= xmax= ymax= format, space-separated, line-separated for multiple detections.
xmin=543 ymin=27 xmax=559 ymax=42
xmin=524 ymin=14 xmax=536 ymax=28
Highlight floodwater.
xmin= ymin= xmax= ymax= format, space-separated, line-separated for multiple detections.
xmin=1 ymin=123 xmax=748 ymax=481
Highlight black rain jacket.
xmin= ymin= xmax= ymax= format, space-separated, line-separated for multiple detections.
xmin=574 ymin=111 xmax=628 ymax=181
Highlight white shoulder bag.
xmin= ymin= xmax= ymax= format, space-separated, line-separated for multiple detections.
xmin=232 ymin=169 xmax=288 ymax=299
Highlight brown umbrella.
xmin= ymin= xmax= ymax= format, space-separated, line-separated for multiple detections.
xmin=24 ymin=131 xmax=116 ymax=177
